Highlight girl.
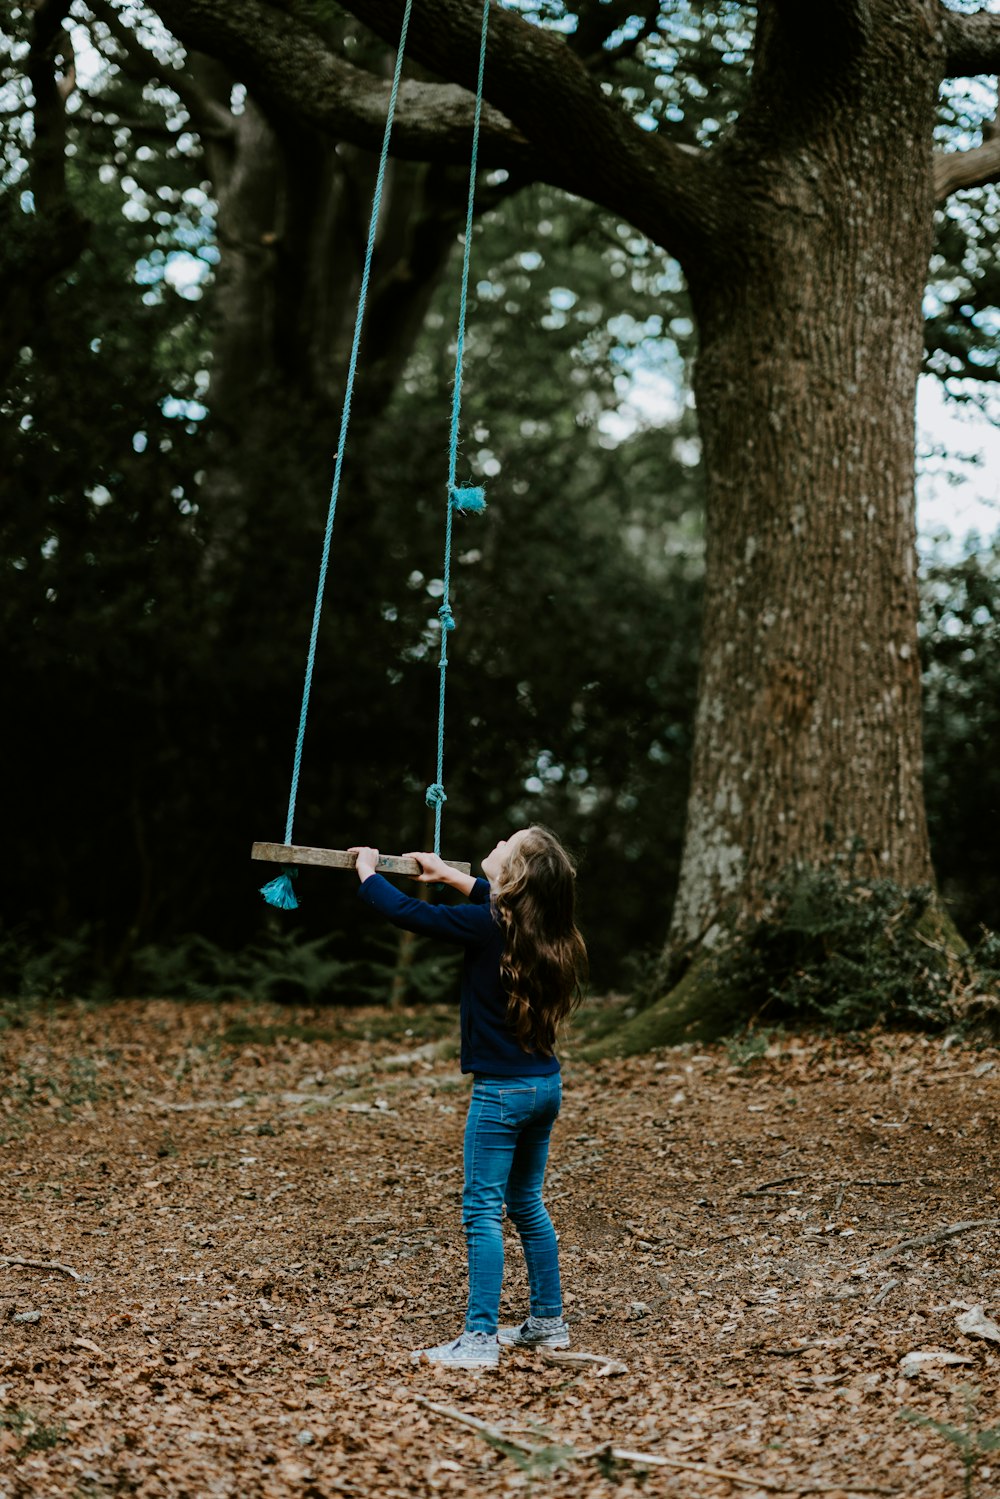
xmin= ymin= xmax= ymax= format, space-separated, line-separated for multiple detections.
xmin=350 ymin=826 xmax=587 ymax=1370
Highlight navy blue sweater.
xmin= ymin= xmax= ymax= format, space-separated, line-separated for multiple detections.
xmin=357 ymin=873 xmax=559 ymax=1077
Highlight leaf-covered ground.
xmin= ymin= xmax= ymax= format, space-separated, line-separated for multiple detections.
xmin=1 ymin=1000 xmax=999 ymax=1498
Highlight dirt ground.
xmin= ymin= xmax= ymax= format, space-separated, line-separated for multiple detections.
xmin=1 ymin=999 xmax=999 ymax=1498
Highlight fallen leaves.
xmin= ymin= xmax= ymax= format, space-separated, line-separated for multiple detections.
xmin=956 ymin=1305 xmax=1000 ymax=1345
xmin=899 ymin=1350 xmax=975 ymax=1378
xmin=0 ymin=1003 xmax=998 ymax=1496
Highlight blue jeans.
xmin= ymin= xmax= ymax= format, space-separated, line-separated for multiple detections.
xmin=462 ymin=1073 xmax=563 ymax=1334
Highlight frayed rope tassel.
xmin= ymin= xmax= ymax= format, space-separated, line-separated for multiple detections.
xmin=450 ymin=485 xmax=486 ymax=514
xmin=260 ymin=867 xmax=299 ymax=910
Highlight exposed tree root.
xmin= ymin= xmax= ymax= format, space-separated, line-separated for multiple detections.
xmin=582 ymin=953 xmax=726 ymax=1058
xmin=582 ymin=891 xmax=976 ymax=1061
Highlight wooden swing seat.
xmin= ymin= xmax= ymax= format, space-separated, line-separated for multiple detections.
xmin=251 ymin=842 xmax=472 ymax=878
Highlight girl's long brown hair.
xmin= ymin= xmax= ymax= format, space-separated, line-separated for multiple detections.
xmin=492 ymin=826 xmax=588 ymax=1056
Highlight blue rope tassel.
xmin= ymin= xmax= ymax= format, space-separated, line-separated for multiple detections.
xmin=260 ymin=868 xmax=298 ymax=910
xmin=451 ymin=485 xmax=487 ymax=514
xmin=427 ymin=0 xmax=491 ymax=854
xmin=262 ymin=0 xmax=415 ymax=911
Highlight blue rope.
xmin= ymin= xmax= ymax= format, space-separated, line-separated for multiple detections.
xmin=281 ymin=0 xmax=414 ymax=853
xmin=426 ymin=0 xmax=491 ymax=853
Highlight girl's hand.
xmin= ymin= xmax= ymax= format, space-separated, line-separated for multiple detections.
xmin=348 ymin=846 xmax=380 ymax=882
xmin=402 ymin=851 xmax=450 ymax=884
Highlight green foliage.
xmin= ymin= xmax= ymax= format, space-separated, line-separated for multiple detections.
xmin=588 ymin=867 xmax=1000 ymax=1057
xmin=130 ymin=927 xmax=460 ymax=1006
xmin=724 ymin=1026 xmax=780 ymax=1068
xmin=901 ymin=1389 xmax=1000 ymax=1499
xmin=0 ymin=927 xmax=102 ymax=1004
xmin=0 ymin=921 xmax=460 ymax=1008
xmin=476 ymin=1425 xmax=578 ymax=1479
xmin=130 ymin=929 xmax=355 ymax=1005
xmin=707 ymin=864 xmax=962 ymax=1032
xmin=970 ymin=928 xmax=1000 ymax=988
xmin=363 ymin=934 xmax=462 ymax=1006
xmin=0 ymin=1406 xmax=67 ymax=1453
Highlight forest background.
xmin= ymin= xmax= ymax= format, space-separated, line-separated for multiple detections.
xmin=2 ymin=0 xmax=999 ymax=1012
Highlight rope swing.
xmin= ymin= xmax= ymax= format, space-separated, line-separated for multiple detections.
xmin=254 ymin=0 xmax=492 ymax=908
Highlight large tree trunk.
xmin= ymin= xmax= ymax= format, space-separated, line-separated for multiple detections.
xmin=597 ymin=3 xmax=947 ymax=1049
xmin=670 ymin=12 xmax=938 ymax=949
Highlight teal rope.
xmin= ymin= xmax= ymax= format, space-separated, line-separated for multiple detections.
xmin=282 ymin=0 xmax=414 ymax=851
xmin=426 ymin=0 xmax=491 ymax=853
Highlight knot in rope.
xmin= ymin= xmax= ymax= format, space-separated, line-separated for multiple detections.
xmin=438 ymin=603 xmax=455 ymax=632
xmin=425 ymin=783 xmax=448 ymax=809
xmin=450 ymin=485 xmax=487 ymax=514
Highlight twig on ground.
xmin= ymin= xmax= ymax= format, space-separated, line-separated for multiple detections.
xmin=867 ymin=1218 xmax=1000 ymax=1262
xmin=415 ymin=1397 xmax=566 ymax=1456
xmin=741 ymin=1175 xmax=809 ymax=1196
xmin=578 ymin=1442 xmax=795 ymax=1489
xmin=416 ymin=1397 xmax=786 ymax=1489
xmin=414 ymin=1396 xmax=897 ymax=1493
xmin=870 ymin=1279 xmax=900 ymax=1306
xmin=152 ymin=1097 xmax=250 ymax=1112
xmin=593 ymin=1449 xmax=898 ymax=1495
xmin=797 ymin=1486 xmax=898 ymax=1496
xmin=539 ymin=1348 xmax=628 ymax=1376
xmin=0 ymin=1254 xmax=80 ymax=1280
xmin=742 ymin=1175 xmax=904 ymax=1203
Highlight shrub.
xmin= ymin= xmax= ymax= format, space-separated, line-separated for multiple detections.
xmin=707 ymin=865 xmax=974 ymax=1033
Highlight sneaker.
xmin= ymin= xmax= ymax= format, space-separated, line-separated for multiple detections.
xmin=411 ymin=1330 xmax=499 ymax=1370
xmin=497 ymin=1317 xmax=570 ymax=1350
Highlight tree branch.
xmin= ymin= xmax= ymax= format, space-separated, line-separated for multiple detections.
xmin=148 ymin=0 xmax=530 ymax=167
xmin=935 ymin=133 xmax=1000 ymax=199
xmin=143 ymin=0 xmax=721 ymax=264
xmin=940 ymin=7 xmax=1000 ymax=77
xmin=89 ymin=0 xmax=234 ymax=140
